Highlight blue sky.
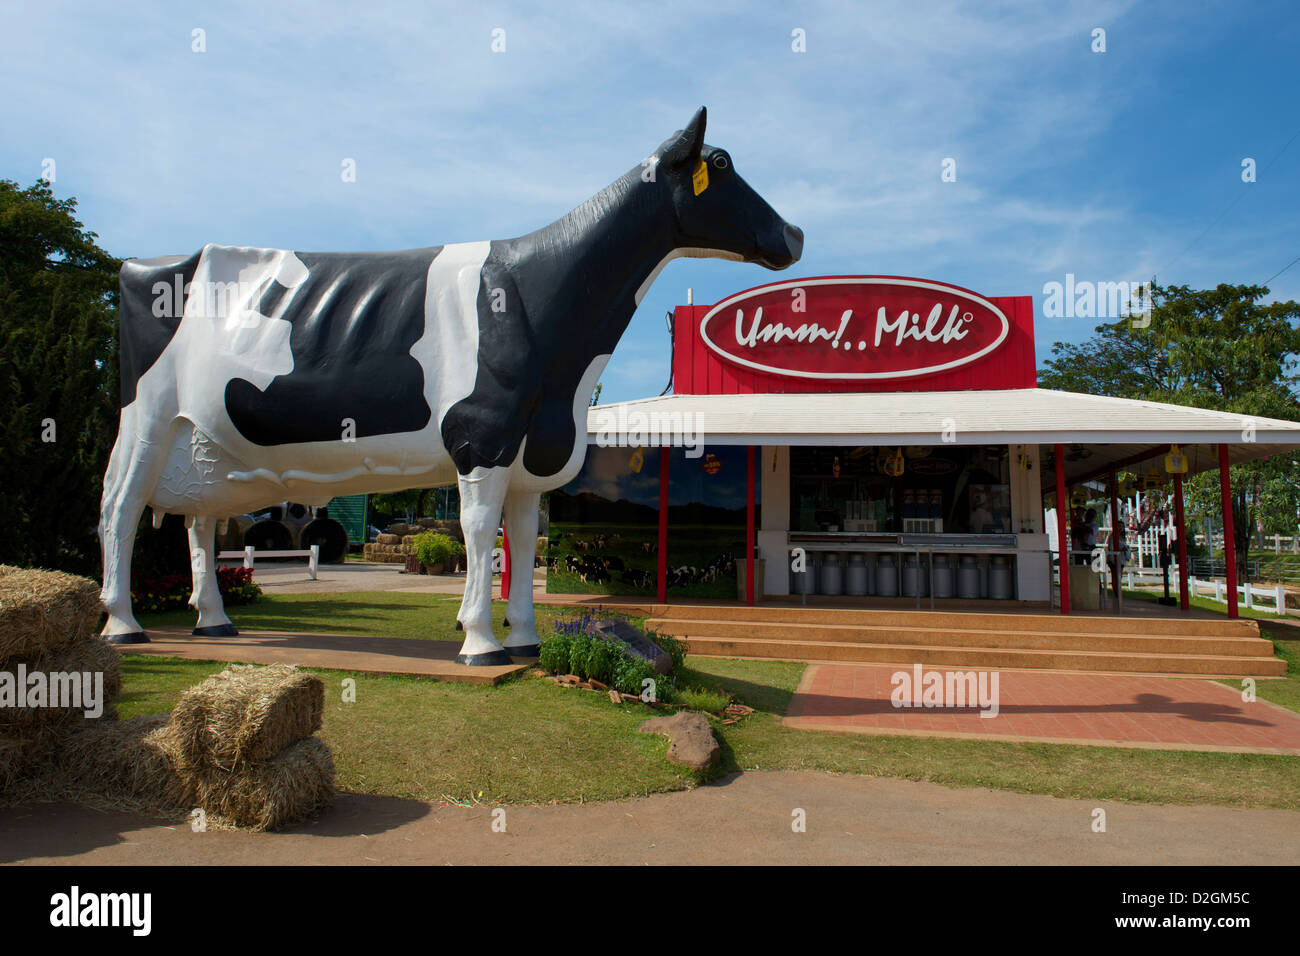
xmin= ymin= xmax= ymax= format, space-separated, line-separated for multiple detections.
xmin=3 ymin=0 xmax=1298 ymax=403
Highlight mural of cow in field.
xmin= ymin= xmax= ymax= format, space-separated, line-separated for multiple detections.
xmin=99 ymin=107 xmax=802 ymax=664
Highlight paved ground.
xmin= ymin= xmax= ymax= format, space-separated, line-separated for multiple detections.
xmin=4 ymin=770 xmax=1297 ymax=865
xmin=228 ymin=561 xmax=502 ymax=595
xmin=787 ymin=664 xmax=1300 ymax=754
xmin=119 ymin=625 xmax=530 ymax=684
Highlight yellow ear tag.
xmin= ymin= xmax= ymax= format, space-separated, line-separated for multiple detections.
xmin=692 ymin=159 xmax=709 ymax=196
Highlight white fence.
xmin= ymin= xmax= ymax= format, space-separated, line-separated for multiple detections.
xmin=1121 ymin=567 xmax=1289 ymax=615
xmin=217 ymin=545 xmax=319 ymax=580
xmin=1186 ymin=576 xmax=1287 ymax=616
xmin=1194 ymin=532 xmax=1300 ymax=554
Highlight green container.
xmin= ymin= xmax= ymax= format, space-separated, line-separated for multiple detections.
xmin=328 ymin=494 xmax=368 ymax=545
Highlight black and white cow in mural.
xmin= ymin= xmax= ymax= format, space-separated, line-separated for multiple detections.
xmin=99 ymin=107 xmax=802 ymax=664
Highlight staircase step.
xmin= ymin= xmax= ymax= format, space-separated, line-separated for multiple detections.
xmin=648 ymin=617 xmax=1276 ymax=657
xmin=645 ymin=603 xmax=1260 ymax=638
xmin=681 ymin=635 xmax=1287 ymax=678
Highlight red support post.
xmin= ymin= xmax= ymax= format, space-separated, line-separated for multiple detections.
xmin=1055 ymin=443 xmax=1070 ymax=615
xmin=656 ymin=447 xmax=670 ymax=604
xmin=746 ymin=445 xmax=756 ymax=606
xmin=1218 ymin=443 xmax=1239 ymax=619
xmin=1109 ymin=470 xmax=1122 ymax=598
xmin=500 ymin=524 xmax=510 ymax=600
xmin=1173 ymin=471 xmax=1190 ymax=611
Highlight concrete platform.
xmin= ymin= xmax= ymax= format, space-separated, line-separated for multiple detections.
xmin=113 ymin=625 xmax=530 ymax=685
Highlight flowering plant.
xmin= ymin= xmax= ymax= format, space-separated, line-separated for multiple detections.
xmin=131 ymin=566 xmax=262 ymax=614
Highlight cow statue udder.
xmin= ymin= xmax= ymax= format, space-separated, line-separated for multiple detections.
xmin=100 ymin=106 xmax=803 ymax=664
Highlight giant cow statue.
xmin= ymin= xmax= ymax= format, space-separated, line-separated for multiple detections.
xmin=100 ymin=107 xmax=802 ymax=664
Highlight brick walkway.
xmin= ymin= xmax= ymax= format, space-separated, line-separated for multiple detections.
xmin=785 ymin=664 xmax=1300 ymax=754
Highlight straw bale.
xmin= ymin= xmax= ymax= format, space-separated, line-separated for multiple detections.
xmin=0 ymin=567 xmax=103 ymax=658
xmin=165 ymin=664 xmax=323 ymax=771
xmin=191 ymin=736 xmax=334 ymax=831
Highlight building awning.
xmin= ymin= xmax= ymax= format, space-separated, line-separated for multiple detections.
xmin=585 ymin=388 xmax=1300 ymax=486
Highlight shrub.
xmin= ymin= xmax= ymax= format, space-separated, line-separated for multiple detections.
xmin=613 ymin=656 xmax=656 ymax=697
xmin=647 ymin=629 xmax=687 ymax=671
xmin=216 ymin=566 xmax=262 ymax=606
xmin=537 ymin=632 xmax=571 ymax=674
xmin=539 ymin=612 xmax=690 ymax=705
xmin=413 ymin=531 xmax=463 ymax=569
xmin=131 ymin=566 xmax=262 ymax=614
xmin=566 ymin=633 xmax=597 ymax=680
xmin=585 ymin=639 xmax=624 ymax=685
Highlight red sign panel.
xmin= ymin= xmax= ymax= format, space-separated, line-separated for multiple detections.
xmin=699 ymin=277 xmax=1008 ymax=380
xmin=673 ymin=276 xmax=1035 ymax=395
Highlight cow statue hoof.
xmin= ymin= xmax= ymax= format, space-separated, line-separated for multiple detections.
xmin=103 ymin=632 xmax=150 ymax=645
xmin=192 ymin=623 xmax=239 ymax=637
xmin=455 ymin=620 xmax=463 ymax=631
xmin=455 ymin=649 xmax=515 ymax=667
xmin=505 ymin=644 xmax=541 ymax=659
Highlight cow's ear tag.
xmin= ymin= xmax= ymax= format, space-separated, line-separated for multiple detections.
xmin=692 ymin=159 xmax=709 ymax=196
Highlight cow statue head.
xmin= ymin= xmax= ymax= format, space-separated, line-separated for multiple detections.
xmin=658 ymin=106 xmax=803 ymax=270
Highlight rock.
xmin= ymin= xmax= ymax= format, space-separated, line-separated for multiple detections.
xmin=609 ymin=690 xmax=622 ymax=705
xmin=585 ymin=619 xmax=672 ymax=674
xmin=638 ymin=712 xmax=720 ymax=772
xmin=589 ymin=679 xmax=609 ymax=692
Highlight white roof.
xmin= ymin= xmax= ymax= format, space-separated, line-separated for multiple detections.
xmin=585 ymin=388 xmax=1300 ymax=485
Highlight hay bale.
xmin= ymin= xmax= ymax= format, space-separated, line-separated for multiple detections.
xmin=427 ymin=519 xmax=464 ymax=542
xmin=56 ymin=715 xmax=192 ymax=810
xmin=0 ymin=722 xmax=61 ymax=794
xmin=376 ymin=533 xmax=401 ymax=545
xmin=191 ymin=736 xmax=334 ymax=831
xmin=165 ymin=664 xmax=323 ymax=771
xmin=0 ymin=640 xmax=121 ymax=736
xmin=389 ymin=523 xmax=411 ymax=536
xmin=0 ymin=567 xmax=103 ymax=659
xmin=401 ymin=534 xmax=418 ymax=546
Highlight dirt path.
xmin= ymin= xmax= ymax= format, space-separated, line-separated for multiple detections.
xmin=3 ymin=770 xmax=1296 ymax=865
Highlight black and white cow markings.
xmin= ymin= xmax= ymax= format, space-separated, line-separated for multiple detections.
xmin=224 ymin=248 xmax=438 ymax=446
xmin=100 ymin=107 xmax=800 ymax=665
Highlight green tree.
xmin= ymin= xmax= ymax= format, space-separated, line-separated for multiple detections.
xmin=1039 ymin=283 xmax=1300 ymax=579
xmin=0 ymin=180 xmax=121 ymax=574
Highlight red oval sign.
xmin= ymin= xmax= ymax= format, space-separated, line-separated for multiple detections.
xmin=697 ymin=276 xmax=1009 ymax=380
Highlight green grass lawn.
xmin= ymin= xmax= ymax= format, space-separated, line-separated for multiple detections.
xmin=138 ymin=591 xmax=642 ymax=642
xmin=115 ymin=586 xmax=1300 ymax=811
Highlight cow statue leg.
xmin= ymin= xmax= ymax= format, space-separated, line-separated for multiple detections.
xmin=186 ymin=515 xmax=237 ymax=637
xmin=98 ymin=413 xmax=171 ymax=644
xmin=454 ymin=466 xmax=513 ymax=665
xmin=501 ymin=489 xmax=541 ymax=656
